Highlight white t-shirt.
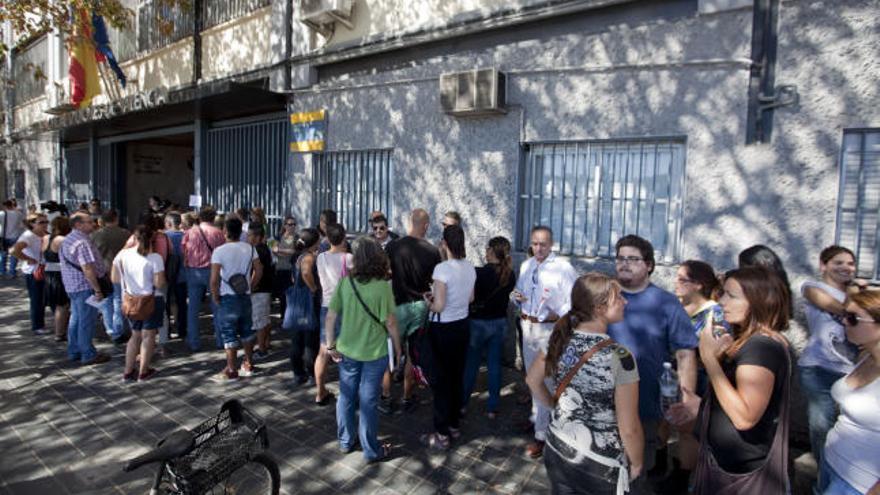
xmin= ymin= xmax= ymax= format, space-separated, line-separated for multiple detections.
xmin=799 ymin=280 xmax=856 ymax=373
xmin=432 ymin=259 xmax=476 ymax=322
xmin=316 ymin=251 xmax=353 ymax=307
xmin=16 ymin=230 xmax=44 ymax=275
xmin=114 ymin=248 xmax=164 ymax=295
xmin=2 ymin=210 xmax=24 ymax=240
xmin=211 ymin=241 xmax=258 ymax=296
xmin=825 ymin=365 xmax=880 ymax=494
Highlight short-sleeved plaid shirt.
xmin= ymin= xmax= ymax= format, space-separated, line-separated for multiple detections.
xmin=61 ymin=229 xmax=107 ymax=294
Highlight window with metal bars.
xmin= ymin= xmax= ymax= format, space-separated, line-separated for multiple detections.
xmin=836 ymin=129 xmax=880 ymax=280
xmin=517 ymin=139 xmax=686 ymax=262
xmin=312 ymin=150 xmax=394 ymax=234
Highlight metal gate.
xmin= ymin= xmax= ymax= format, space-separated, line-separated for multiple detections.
xmin=62 ymin=144 xmax=114 ymax=211
xmin=203 ymin=118 xmax=289 ymax=236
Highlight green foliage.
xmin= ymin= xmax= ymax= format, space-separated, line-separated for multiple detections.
xmin=0 ymin=0 xmax=192 ymax=57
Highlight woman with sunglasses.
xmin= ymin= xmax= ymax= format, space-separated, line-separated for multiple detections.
xmin=13 ymin=213 xmax=50 ymax=335
xmin=820 ymin=291 xmax=880 ymax=495
xmin=273 ymin=216 xmax=298 ymax=322
xmin=798 ymin=245 xmax=863 ymax=481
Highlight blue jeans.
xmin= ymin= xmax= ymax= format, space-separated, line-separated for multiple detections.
xmin=217 ymin=295 xmax=255 ymax=349
xmin=170 ymin=281 xmax=188 ymax=336
xmin=337 ymin=355 xmax=387 ymax=461
xmin=24 ymin=274 xmax=46 ymax=331
xmin=68 ymin=289 xmax=98 ymax=363
xmin=186 ymin=267 xmax=221 ymax=351
xmin=818 ymin=459 xmax=862 ymax=495
xmin=100 ymin=283 xmax=124 ymax=339
xmin=462 ymin=317 xmax=506 ymax=412
xmin=0 ymin=243 xmax=18 ymax=276
xmin=799 ymin=365 xmax=846 ymax=470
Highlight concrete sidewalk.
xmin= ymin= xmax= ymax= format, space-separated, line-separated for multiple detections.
xmin=0 ymin=278 xmax=549 ymax=494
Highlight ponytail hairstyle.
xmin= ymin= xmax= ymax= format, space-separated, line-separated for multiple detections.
xmin=294 ymin=227 xmax=320 ymax=259
xmin=681 ymin=260 xmax=722 ymax=300
xmin=544 ymin=272 xmax=621 ymax=377
xmin=132 ymin=224 xmax=154 ymax=257
xmin=487 ymin=236 xmax=513 ymax=286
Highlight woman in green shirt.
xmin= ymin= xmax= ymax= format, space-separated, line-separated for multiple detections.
xmin=326 ymin=236 xmax=401 ymax=462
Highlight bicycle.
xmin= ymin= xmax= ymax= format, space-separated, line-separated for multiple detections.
xmin=123 ymin=399 xmax=281 ymax=495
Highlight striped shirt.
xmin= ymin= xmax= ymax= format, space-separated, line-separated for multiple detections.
xmin=61 ymin=229 xmax=106 ymax=293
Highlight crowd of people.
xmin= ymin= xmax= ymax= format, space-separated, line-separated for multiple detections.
xmin=3 ymin=196 xmax=879 ymax=495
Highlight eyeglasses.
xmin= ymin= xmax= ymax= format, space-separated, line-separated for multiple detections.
xmin=844 ymin=312 xmax=878 ymax=326
xmin=372 ymin=225 xmax=387 ymax=231
xmin=615 ymin=256 xmax=644 ymax=265
xmin=676 ymin=277 xmax=695 ymax=285
xmin=285 ymin=223 xmax=296 ymax=227
xmin=35 ymin=220 xmax=49 ymax=225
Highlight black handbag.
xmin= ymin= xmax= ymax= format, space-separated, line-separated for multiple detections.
xmin=62 ymin=252 xmax=114 ymax=298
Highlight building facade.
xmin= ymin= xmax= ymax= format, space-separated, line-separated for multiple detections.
xmin=2 ymin=0 xmax=879 ymax=291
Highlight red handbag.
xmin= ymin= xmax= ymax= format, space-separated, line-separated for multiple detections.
xmin=33 ymin=263 xmax=45 ymax=282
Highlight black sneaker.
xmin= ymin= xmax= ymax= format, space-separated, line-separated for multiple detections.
xmin=378 ymin=395 xmax=394 ymax=415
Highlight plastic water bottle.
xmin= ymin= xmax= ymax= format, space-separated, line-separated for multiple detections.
xmin=659 ymin=362 xmax=681 ymax=416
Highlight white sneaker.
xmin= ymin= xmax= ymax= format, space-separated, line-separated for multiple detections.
xmin=33 ymin=328 xmax=49 ymax=335
xmin=238 ymin=365 xmax=258 ymax=378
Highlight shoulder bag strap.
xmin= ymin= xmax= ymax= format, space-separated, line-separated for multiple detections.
xmin=552 ymin=338 xmax=616 ymax=404
xmin=197 ymin=226 xmax=214 ymax=252
xmin=348 ymin=277 xmax=386 ymax=332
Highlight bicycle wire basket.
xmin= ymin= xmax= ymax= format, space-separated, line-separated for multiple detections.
xmin=164 ymin=400 xmax=269 ymax=494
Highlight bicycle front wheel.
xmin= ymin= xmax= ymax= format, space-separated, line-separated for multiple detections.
xmin=206 ymin=453 xmax=280 ymax=495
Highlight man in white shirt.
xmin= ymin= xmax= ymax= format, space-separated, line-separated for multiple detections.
xmin=514 ymin=225 xmax=578 ymax=458
xmin=210 ymin=217 xmax=262 ymax=382
xmin=1 ymin=200 xmax=24 ymax=278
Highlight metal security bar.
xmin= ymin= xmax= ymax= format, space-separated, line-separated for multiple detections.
xmin=12 ymin=35 xmax=49 ymax=105
xmin=312 ymin=150 xmax=394 ymax=233
xmin=137 ymin=0 xmax=195 ymax=53
xmin=204 ymin=118 xmax=289 ymax=237
xmin=836 ymin=129 xmax=880 ymax=280
xmin=518 ymin=139 xmax=686 ymax=262
xmin=62 ymin=147 xmax=91 ymax=211
xmin=203 ymin=0 xmax=271 ymax=29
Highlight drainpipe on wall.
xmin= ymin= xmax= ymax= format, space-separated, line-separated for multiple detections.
xmin=193 ymin=0 xmax=203 ymax=84
xmin=3 ymin=21 xmax=13 ymax=144
xmin=284 ymin=0 xmax=293 ymax=91
xmin=746 ymin=0 xmax=780 ymax=144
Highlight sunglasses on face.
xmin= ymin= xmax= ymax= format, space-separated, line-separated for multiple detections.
xmin=285 ymin=223 xmax=296 ymax=227
xmin=372 ymin=225 xmax=387 ymax=231
xmin=844 ymin=311 xmax=877 ymax=326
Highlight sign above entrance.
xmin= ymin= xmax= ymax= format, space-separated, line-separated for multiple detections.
xmin=189 ymin=195 xmax=203 ymax=208
xmin=289 ymin=109 xmax=326 ymax=152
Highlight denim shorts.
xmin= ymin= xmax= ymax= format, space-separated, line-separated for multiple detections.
xmin=319 ymin=306 xmax=341 ymax=344
xmin=218 ymin=295 xmax=255 ymax=349
xmin=129 ymin=297 xmax=166 ymax=331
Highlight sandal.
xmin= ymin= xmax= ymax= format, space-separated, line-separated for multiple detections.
xmin=367 ymin=441 xmax=392 ymax=463
xmin=316 ymin=392 xmax=335 ymax=406
xmin=420 ymin=432 xmax=450 ymax=451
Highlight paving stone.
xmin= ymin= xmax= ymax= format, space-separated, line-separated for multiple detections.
xmin=0 ymin=279 xmax=549 ymax=494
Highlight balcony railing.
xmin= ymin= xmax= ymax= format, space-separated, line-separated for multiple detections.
xmin=137 ymin=0 xmax=196 ymax=53
xmin=203 ymin=0 xmax=271 ymax=30
xmin=12 ymin=35 xmax=49 ymax=105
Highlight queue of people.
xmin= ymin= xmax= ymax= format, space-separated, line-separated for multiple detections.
xmin=5 ymin=197 xmax=879 ymax=495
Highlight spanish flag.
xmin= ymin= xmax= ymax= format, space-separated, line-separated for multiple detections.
xmin=68 ymin=9 xmax=101 ymax=108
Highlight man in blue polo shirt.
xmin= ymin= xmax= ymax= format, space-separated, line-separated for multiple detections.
xmin=608 ymin=234 xmax=697 ymax=477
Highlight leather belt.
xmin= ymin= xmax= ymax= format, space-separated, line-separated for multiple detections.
xmin=520 ymin=314 xmax=558 ymax=324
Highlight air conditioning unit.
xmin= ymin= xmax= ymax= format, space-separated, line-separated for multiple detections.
xmin=440 ymin=68 xmax=507 ymax=116
xmin=44 ymin=81 xmax=77 ymax=115
xmin=299 ymin=0 xmax=354 ymax=34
